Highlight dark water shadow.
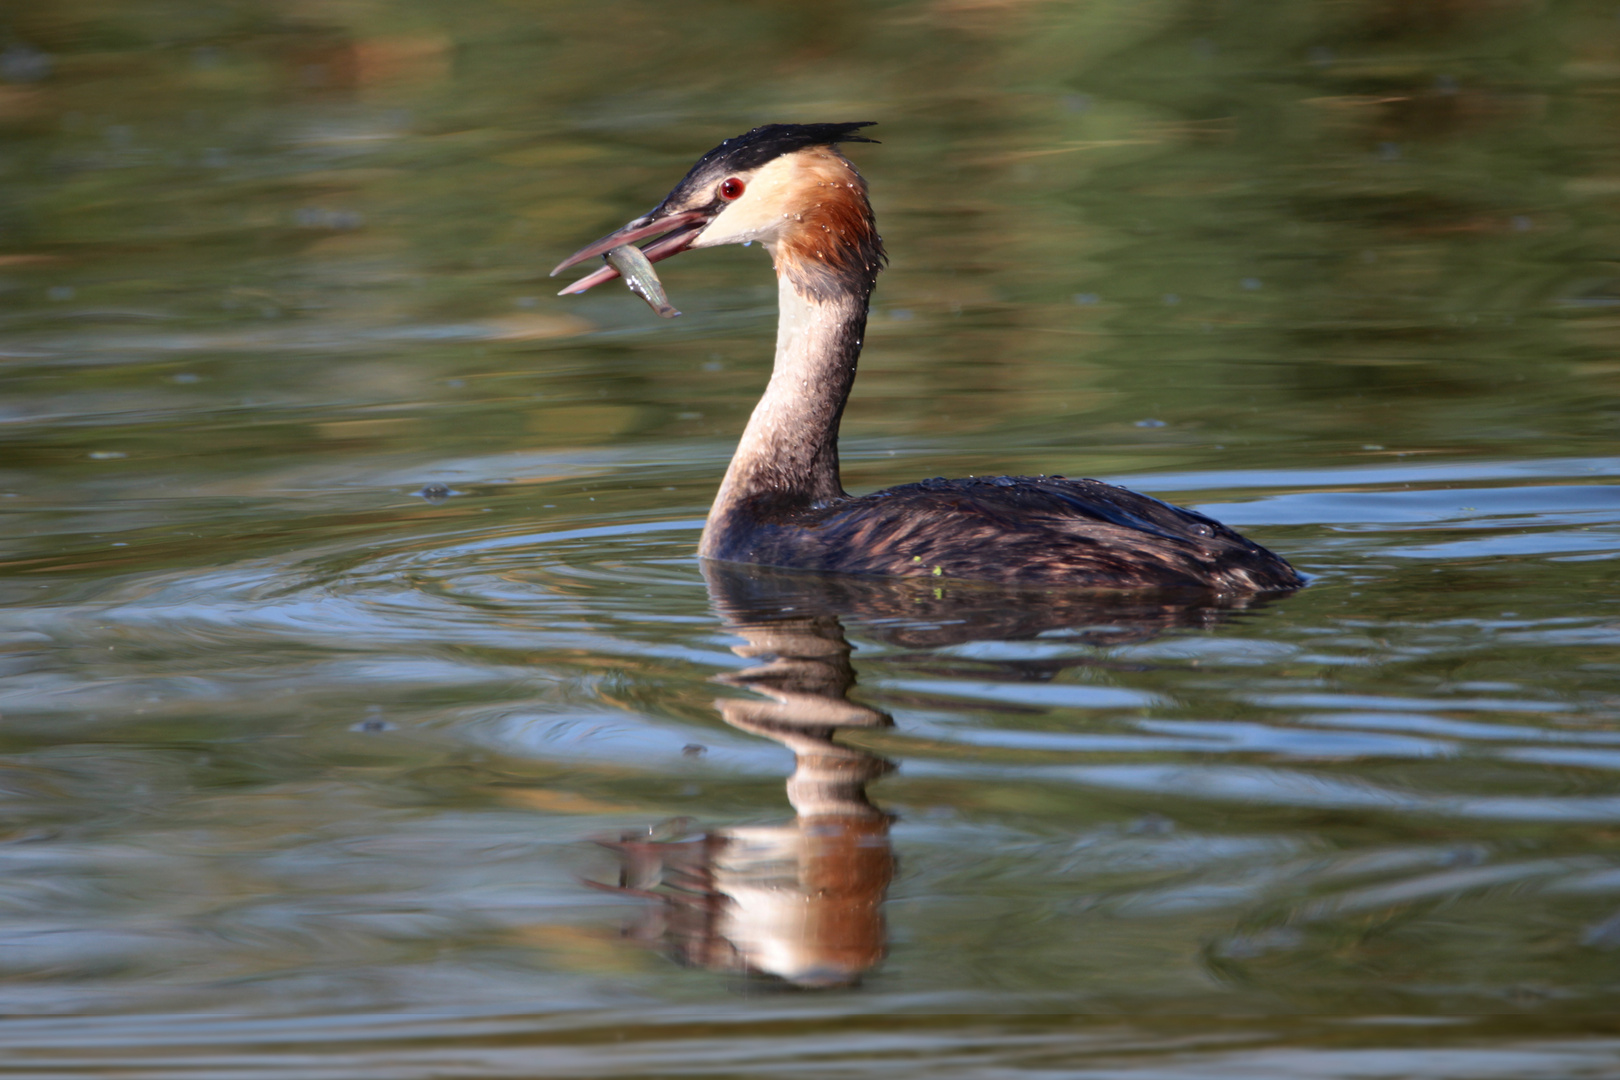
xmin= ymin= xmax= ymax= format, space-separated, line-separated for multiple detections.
xmin=590 ymin=563 xmax=1287 ymax=989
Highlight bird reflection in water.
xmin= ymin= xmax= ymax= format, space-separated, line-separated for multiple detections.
xmin=595 ymin=564 xmax=895 ymax=989
xmin=593 ymin=562 xmax=1277 ymax=989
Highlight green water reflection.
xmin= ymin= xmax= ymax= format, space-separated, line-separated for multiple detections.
xmin=3 ymin=0 xmax=1620 ymax=1072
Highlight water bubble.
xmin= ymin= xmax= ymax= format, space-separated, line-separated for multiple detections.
xmin=88 ymin=451 xmax=127 ymax=460
xmin=1241 ymin=277 xmax=1262 ymax=290
xmin=1135 ymin=418 xmax=1167 ymax=428
xmin=1435 ymin=73 xmax=1458 ymax=95
xmin=46 ymin=285 xmax=75 ymax=301
xmin=1073 ymin=292 xmax=1099 ymax=305
xmin=353 ymin=707 xmax=394 ymax=733
xmin=1511 ymin=215 xmax=1532 ymax=232
xmin=415 ymin=484 xmax=457 ymax=504
xmin=1378 ymin=142 xmax=1401 ymax=162
xmin=1307 ymin=45 xmax=1334 ymax=66
xmin=1163 ymin=293 xmax=1180 ymax=306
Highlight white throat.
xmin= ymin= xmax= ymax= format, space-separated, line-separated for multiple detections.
xmin=697 ymin=271 xmax=865 ymax=558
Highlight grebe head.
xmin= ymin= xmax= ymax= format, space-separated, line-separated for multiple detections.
xmin=552 ymin=122 xmax=884 ymax=300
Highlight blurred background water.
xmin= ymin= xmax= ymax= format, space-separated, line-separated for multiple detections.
xmin=3 ymin=0 xmax=1620 ymax=1074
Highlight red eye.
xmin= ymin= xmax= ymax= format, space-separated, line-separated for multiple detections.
xmin=719 ymin=177 xmax=745 ymax=200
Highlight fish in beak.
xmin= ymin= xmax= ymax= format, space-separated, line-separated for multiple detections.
xmin=549 ymin=208 xmax=710 ymax=296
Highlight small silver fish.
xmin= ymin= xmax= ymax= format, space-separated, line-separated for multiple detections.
xmin=605 ymin=244 xmax=680 ymax=319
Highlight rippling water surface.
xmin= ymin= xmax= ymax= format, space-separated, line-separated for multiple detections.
xmin=4 ymin=0 xmax=1620 ymax=1075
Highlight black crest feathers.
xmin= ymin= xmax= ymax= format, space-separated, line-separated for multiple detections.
xmin=691 ymin=122 xmax=878 ymax=177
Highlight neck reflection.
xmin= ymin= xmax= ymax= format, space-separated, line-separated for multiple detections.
xmin=599 ymin=568 xmax=894 ymax=989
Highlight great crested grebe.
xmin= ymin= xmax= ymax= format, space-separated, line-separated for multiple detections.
xmin=553 ymin=122 xmax=1302 ymax=591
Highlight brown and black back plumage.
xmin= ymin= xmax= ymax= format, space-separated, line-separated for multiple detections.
xmin=705 ymin=474 xmax=1300 ymax=591
xmin=554 ymin=124 xmax=1303 ymax=594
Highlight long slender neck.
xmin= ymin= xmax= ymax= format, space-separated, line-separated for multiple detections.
xmin=698 ymin=271 xmax=870 ymax=558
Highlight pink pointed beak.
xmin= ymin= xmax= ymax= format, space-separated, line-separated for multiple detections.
xmin=549 ymin=209 xmax=710 ymax=296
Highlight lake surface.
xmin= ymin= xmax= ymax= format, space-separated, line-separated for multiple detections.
xmin=4 ymin=0 xmax=1620 ymax=1074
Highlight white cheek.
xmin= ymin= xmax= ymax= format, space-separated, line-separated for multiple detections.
xmin=693 ymin=198 xmax=782 ymax=248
